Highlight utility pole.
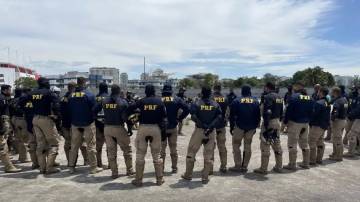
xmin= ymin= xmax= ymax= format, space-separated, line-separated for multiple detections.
xmin=7 ymin=47 xmax=10 ymax=64
xmin=143 ymin=56 xmax=146 ymax=81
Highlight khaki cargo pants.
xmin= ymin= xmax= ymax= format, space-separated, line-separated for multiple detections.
xmin=331 ymin=119 xmax=346 ymax=159
xmin=287 ymin=121 xmax=310 ymax=167
xmin=104 ymin=125 xmax=133 ymax=175
xmin=347 ymin=119 xmax=360 ymax=154
xmin=0 ymin=116 xmax=11 ymax=157
xmin=135 ymin=124 xmax=163 ymax=182
xmin=212 ymin=127 xmax=227 ymax=170
xmin=259 ymin=119 xmax=282 ymax=171
xmin=32 ymin=115 xmax=61 ymax=172
xmin=161 ymin=127 xmax=178 ymax=170
xmin=309 ymin=126 xmax=325 ymax=164
xmin=12 ymin=116 xmax=29 ymax=162
xmin=232 ymin=127 xmax=256 ymax=169
xmin=343 ymin=119 xmax=354 ymax=145
xmin=27 ymin=129 xmax=38 ymax=167
xmin=62 ymin=127 xmax=87 ymax=165
xmin=69 ymin=123 xmax=97 ymax=170
xmin=183 ymin=127 xmax=215 ymax=180
xmin=96 ymin=123 xmax=105 ymax=167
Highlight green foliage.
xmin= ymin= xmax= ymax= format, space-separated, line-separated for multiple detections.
xmin=352 ymin=75 xmax=360 ymax=87
xmin=179 ymin=78 xmax=195 ymax=88
xmin=14 ymin=77 xmax=38 ymax=89
xmin=292 ymin=66 xmax=335 ymax=87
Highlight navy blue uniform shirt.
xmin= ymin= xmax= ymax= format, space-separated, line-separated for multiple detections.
xmin=230 ymin=96 xmax=261 ymax=131
xmin=310 ymin=98 xmax=331 ymax=130
xmin=190 ymin=98 xmax=222 ymax=129
xmin=213 ymin=92 xmax=229 ymax=129
xmin=68 ymin=87 xmax=96 ymax=127
xmin=162 ymin=95 xmax=190 ymax=129
xmin=128 ymin=96 xmax=167 ymax=125
xmin=284 ymin=93 xmax=314 ymax=124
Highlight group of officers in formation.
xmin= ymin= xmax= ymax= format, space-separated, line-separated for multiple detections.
xmin=0 ymin=76 xmax=360 ymax=186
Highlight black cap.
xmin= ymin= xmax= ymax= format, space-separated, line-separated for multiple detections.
xmin=145 ymin=84 xmax=155 ymax=97
xmin=162 ymin=84 xmax=173 ymax=94
xmin=99 ymin=82 xmax=108 ymax=94
xmin=201 ymin=86 xmax=212 ymax=99
xmin=37 ymin=77 xmax=50 ymax=89
xmin=241 ymin=85 xmax=251 ymax=96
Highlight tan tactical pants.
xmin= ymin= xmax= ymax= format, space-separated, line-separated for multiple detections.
xmin=183 ymin=127 xmax=215 ymax=180
xmin=161 ymin=127 xmax=178 ymax=170
xmin=69 ymin=123 xmax=97 ymax=170
xmin=134 ymin=124 xmax=163 ymax=182
xmin=104 ymin=125 xmax=133 ymax=175
xmin=331 ymin=119 xmax=346 ymax=159
xmin=96 ymin=125 xmax=105 ymax=167
xmin=28 ymin=130 xmax=38 ymax=167
xmin=343 ymin=119 xmax=354 ymax=145
xmin=347 ymin=119 xmax=360 ymax=155
xmin=287 ymin=121 xmax=310 ymax=167
xmin=212 ymin=127 xmax=227 ymax=169
xmin=259 ymin=119 xmax=282 ymax=171
xmin=62 ymin=127 xmax=87 ymax=165
xmin=232 ymin=127 xmax=255 ymax=169
xmin=32 ymin=115 xmax=61 ymax=172
xmin=12 ymin=117 xmax=29 ymax=162
xmin=309 ymin=126 xmax=325 ymax=164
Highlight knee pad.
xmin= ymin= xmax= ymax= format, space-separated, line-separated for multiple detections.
xmin=77 ymin=128 xmax=85 ymax=133
xmin=288 ymin=146 xmax=297 ymax=152
xmin=300 ymin=128 xmax=306 ymax=134
xmin=275 ymin=151 xmax=282 ymax=156
xmin=202 ymin=138 xmax=210 ymax=145
xmin=186 ymin=155 xmax=195 ymax=162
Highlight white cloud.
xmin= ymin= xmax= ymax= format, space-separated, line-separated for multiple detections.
xmin=0 ymin=0 xmax=358 ymax=78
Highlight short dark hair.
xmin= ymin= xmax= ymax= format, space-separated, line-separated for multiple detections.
xmin=111 ymin=84 xmax=121 ymax=96
xmin=77 ymin=77 xmax=87 ymax=86
xmin=332 ymin=87 xmax=341 ymax=96
xmin=1 ymin=84 xmax=11 ymax=92
xmin=67 ymin=82 xmax=76 ymax=91
xmin=213 ymin=83 xmax=222 ymax=91
xmin=201 ymin=86 xmax=212 ymax=98
xmin=265 ymin=82 xmax=275 ymax=91
xmin=319 ymin=87 xmax=329 ymax=96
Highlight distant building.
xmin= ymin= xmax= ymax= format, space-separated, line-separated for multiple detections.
xmin=128 ymin=68 xmax=178 ymax=89
xmin=120 ymin=73 xmax=128 ymax=88
xmin=46 ymin=71 xmax=89 ymax=89
xmin=334 ymin=75 xmax=355 ymax=87
xmin=89 ymin=67 xmax=119 ymax=88
xmin=0 ymin=63 xmax=40 ymax=87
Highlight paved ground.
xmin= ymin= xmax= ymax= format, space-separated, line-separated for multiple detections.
xmin=1 ymin=121 xmax=360 ymax=202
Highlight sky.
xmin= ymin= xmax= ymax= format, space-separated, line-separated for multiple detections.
xmin=0 ymin=0 xmax=359 ymax=79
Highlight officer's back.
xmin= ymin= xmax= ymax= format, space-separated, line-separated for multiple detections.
xmin=263 ymin=91 xmax=283 ymax=120
xmin=102 ymin=94 xmax=128 ymax=125
xmin=285 ymin=83 xmax=314 ymax=124
xmin=310 ymin=89 xmax=331 ymax=130
xmin=68 ymin=78 xmax=96 ymax=127
xmin=332 ymin=90 xmax=348 ymax=120
xmin=213 ymin=84 xmax=228 ymax=129
xmin=162 ymin=85 xmax=189 ymax=129
xmin=230 ymin=85 xmax=260 ymax=131
xmin=27 ymin=80 xmax=59 ymax=116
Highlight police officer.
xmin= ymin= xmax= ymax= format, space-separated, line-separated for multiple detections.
xmin=343 ymin=86 xmax=359 ymax=145
xmin=176 ymin=87 xmax=187 ymax=135
xmin=95 ymin=84 xmax=134 ymax=179
xmin=312 ymin=84 xmax=321 ymax=101
xmin=60 ymin=82 xmax=88 ymax=166
xmin=309 ymin=87 xmax=330 ymax=165
xmin=181 ymin=86 xmax=222 ymax=184
xmin=283 ymin=82 xmax=314 ymax=170
xmin=254 ymin=82 xmax=283 ymax=174
xmin=20 ymin=87 xmax=38 ymax=169
xmin=68 ymin=77 xmax=102 ymax=174
xmin=211 ymin=83 xmax=229 ymax=173
xmin=23 ymin=78 xmax=61 ymax=174
xmin=329 ymin=87 xmax=348 ymax=161
xmin=229 ymin=85 xmax=260 ymax=173
xmin=95 ymin=82 xmax=108 ymax=168
xmin=344 ymin=86 xmax=360 ymax=157
xmin=0 ymin=85 xmax=21 ymax=173
xmin=10 ymin=88 xmax=30 ymax=162
xmin=227 ymin=88 xmax=237 ymax=105
xmin=129 ymin=84 xmax=167 ymax=187
xmin=161 ymin=84 xmax=189 ymax=173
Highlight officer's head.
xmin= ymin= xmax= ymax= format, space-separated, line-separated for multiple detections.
xmin=145 ymin=84 xmax=155 ymax=97
xmin=201 ymin=86 xmax=212 ymax=99
xmin=22 ymin=87 xmax=31 ymax=95
xmin=162 ymin=84 xmax=173 ymax=96
xmin=241 ymin=85 xmax=251 ymax=97
xmin=287 ymin=85 xmax=293 ymax=92
xmin=99 ymin=82 xmax=108 ymax=94
xmin=37 ymin=77 xmax=50 ymax=89
xmin=213 ymin=83 xmax=222 ymax=93
xmin=331 ymin=87 xmax=341 ymax=99
xmin=1 ymin=85 xmax=11 ymax=96
xmin=77 ymin=77 xmax=87 ymax=88
xmin=318 ymin=87 xmax=329 ymax=99
xmin=339 ymin=85 xmax=346 ymax=95
xmin=293 ymin=82 xmax=304 ymax=93
xmin=111 ymin=84 xmax=121 ymax=96
xmin=264 ymin=82 xmax=275 ymax=93
xmin=67 ymin=82 xmax=76 ymax=92
xmin=14 ymin=88 xmax=22 ymax=98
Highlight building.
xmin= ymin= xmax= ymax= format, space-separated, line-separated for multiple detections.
xmin=120 ymin=72 xmax=128 ymax=88
xmin=89 ymin=67 xmax=119 ymax=88
xmin=0 ymin=62 xmax=39 ymax=87
xmin=46 ymin=71 xmax=89 ymax=89
xmin=128 ymin=68 xmax=178 ymax=89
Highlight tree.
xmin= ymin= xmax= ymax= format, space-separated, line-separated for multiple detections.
xmin=263 ymin=73 xmax=280 ymax=85
xmin=352 ymin=75 xmax=360 ymax=87
xmin=14 ymin=77 xmax=38 ymax=89
xmin=292 ymin=66 xmax=335 ymax=87
xmin=179 ymin=78 xmax=195 ymax=88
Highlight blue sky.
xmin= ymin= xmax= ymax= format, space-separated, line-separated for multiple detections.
xmin=0 ymin=0 xmax=359 ymax=79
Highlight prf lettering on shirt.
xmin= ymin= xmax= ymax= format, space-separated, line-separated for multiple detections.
xmin=105 ymin=103 xmax=117 ymax=109
xmin=299 ymin=95 xmax=311 ymax=100
xmin=200 ymin=105 xmax=214 ymax=111
xmin=72 ymin=92 xmax=85 ymax=98
xmin=96 ymin=96 xmax=105 ymax=102
xmin=162 ymin=96 xmax=174 ymax=102
xmin=144 ymin=105 xmax=157 ymax=110
xmin=25 ymin=102 xmax=33 ymax=108
xmin=214 ymin=97 xmax=225 ymax=103
xmin=32 ymin=94 xmax=43 ymax=100
xmin=275 ymin=98 xmax=283 ymax=104
xmin=240 ymin=98 xmax=254 ymax=103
